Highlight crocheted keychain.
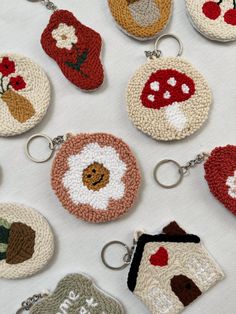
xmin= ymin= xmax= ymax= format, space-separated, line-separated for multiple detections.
xmin=25 ymin=132 xmax=141 ymax=223
xmin=153 ymin=145 xmax=236 ymax=215
xmin=107 ymin=0 xmax=173 ymax=40
xmin=101 ymin=221 xmax=224 ymax=314
xmin=0 ymin=54 xmax=50 ymax=137
xmin=126 ymin=34 xmax=212 ymax=141
xmin=16 ymin=273 xmax=124 ymax=313
xmin=0 ymin=203 xmax=54 ymax=279
xmin=27 ymin=0 xmax=104 ymax=91
xmin=185 ymin=0 xmax=236 ymax=42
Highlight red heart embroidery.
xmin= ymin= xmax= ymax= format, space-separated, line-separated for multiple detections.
xmin=204 ymin=145 xmax=236 ymax=215
xmin=149 ymin=247 xmax=168 ymax=267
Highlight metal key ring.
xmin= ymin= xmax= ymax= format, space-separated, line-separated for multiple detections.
xmin=154 ymin=34 xmax=183 ymax=57
xmin=153 ymin=159 xmax=184 ymax=189
xmin=101 ymin=241 xmax=132 ymax=271
xmin=25 ymin=134 xmax=54 ymax=163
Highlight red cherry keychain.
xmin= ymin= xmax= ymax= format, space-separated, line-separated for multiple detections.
xmin=27 ymin=0 xmax=104 ymax=91
xmin=153 ymin=145 xmax=236 ymax=215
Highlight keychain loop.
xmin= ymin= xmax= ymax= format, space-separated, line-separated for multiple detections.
xmin=154 ymin=34 xmax=183 ymax=58
xmin=101 ymin=241 xmax=132 ymax=271
xmin=25 ymin=134 xmax=54 ymax=163
xmin=153 ymin=159 xmax=184 ymax=189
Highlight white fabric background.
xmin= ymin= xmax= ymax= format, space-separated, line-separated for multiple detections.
xmin=0 ymin=0 xmax=236 ymax=313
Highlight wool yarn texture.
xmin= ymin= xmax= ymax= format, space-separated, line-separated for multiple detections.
xmin=127 ymin=221 xmax=224 ymax=314
xmin=0 ymin=54 xmax=50 ymax=137
xmin=30 ymin=273 xmax=124 ymax=314
xmin=126 ymin=56 xmax=212 ymax=141
xmin=51 ymin=133 xmax=141 ymax=223
xmin=0 ymin=203 xmax=54 ymax=279
xmin=204 ymin=145 xmax=236 ymax=215
xmin=186 ymin=0 xmax=236 ymax=42
xmin=41 ymin=10 xmax=104 ymax=91
xmin=108 ymin=0 xmax=173 ymax=40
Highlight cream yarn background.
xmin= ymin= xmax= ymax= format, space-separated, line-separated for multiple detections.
xmin=127 ymin=57 xmax=212 ymax=141
xmin=186 ymin=0 xmax=236 ymax=42
xmin=0 ymin=54 xmax=50 ymax=137
xmin=0 ymin=0 xmax=236 ymax=313
xmin=0 ymin=203 xmax=54 ymax=279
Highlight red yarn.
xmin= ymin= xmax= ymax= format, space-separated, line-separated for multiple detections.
xmin=141 ymin=69 xmax=195 ymax=110
xmin=41 ymin=10 xmax=104 ymax=91
xmin=204 ymin=145 xmax=236 ymax=215
xmin=202 ymin=1 xmax=221 ymax=20
xmin=224 ymin=9 xmax=236 ymax=26
xmin=149 ymin=247 xmax=168 ymax=267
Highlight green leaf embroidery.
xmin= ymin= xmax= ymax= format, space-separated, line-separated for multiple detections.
xmin=65 ymin=49 xmax=89 ymax=78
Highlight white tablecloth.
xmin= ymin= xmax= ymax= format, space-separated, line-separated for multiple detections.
xmin=0 ymin=0 xmax=236 ymax=313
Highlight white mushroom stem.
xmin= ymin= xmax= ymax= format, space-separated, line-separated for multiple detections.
xmin=165 ymin=102 xmax=187 ymax=131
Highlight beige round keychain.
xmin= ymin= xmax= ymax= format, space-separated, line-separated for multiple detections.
xmin=126 ymin=34 xmax=212 ymax=141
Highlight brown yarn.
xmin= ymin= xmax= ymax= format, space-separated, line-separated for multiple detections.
xmin=82 ymin=162 xmax=110 ymax=191
xmin=2 ymin=89 xmax=35 ymax=123
xmin=6 ymin=222 xmax=35 ymax=265
xmin=163 ymin=221 xmax=187 ymax=236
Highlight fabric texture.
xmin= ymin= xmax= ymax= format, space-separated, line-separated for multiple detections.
xmin=0 ymin=203 xmax=54 ymax=279
xmin=41 ymin=10 xmax=104 ymax=91
xmin=107 ymin=0 xmax=173 ymax=40
xmin=127 ymin=222 xmax=224 ymax=314
xmin=126 ymin=56 xmax=212 ymax=141
xmin=30 ymin=273 xmax=124 ymax=314
xmin=51 ymin=133 xmax=141 ymax=223
xmin=204 ymin=145 xmax=236 ymax=215
xmin=0 ymin=54 xmax=50 ymax=137
xmin=186 ymin=0 xmax=236 ymax=42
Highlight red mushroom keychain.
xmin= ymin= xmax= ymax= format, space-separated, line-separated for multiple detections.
xmin=153 ymin=145 xmax=236 ymax=215
xmin=126 ymin=34 xmax=212 ymax=141
xmin=27 ymin=0 xmax=104 ymax=91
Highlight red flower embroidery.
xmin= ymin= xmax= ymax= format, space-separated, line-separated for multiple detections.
xmin=10 ymin=76 xmax=26 ymax=91
xmin=0 ymin=57 xmax=15 ymax=77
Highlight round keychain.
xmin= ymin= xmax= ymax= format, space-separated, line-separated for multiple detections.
xmin=186 ymin=0 xmax=236 ymax=42
xmin=101 ymin=221 xmax=224 ymax=314
xmin=107 ymin=0 xmax=173 ymax=40
xmin=16 ymin=273 xmax=124 ymax=313
xmin=0 ymin=53 xmax=50 ymax=137
xmin=153 ymin=145 xmax=236 ymax=215
xmin=126 ymin=34 xmax=212 ymax=141
xmin=27 ymin=0 xmax=104 ymax=91
xmin=25 ymin=132 xmax=141 ymax=223
xmin=0 ymin=203 xmax=54 ymax=279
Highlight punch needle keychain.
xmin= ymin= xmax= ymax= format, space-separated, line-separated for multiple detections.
xmin=0 ymin=203 xmax=54 ymax=279
xmin=154 ymin=145 xmax=236 ymax=215
xmin=186 ymin=0 xmax=236 ymax=42
xmin=26 ymin=132 xmax=141 ymax=223
xmin=16 ymin=273 xmax=124 ymax=313
xmin=126 ymin=34 xmax=212 ymax=141
xmin=27 ymin=0 xmax=104 ymax=91
xmin=101 ymin=221 xmax=224 ymax=314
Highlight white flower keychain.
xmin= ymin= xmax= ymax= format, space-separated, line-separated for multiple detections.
xmin=25 ymin=132 xmax=141 ymax=223
xmin=153 ymin=145 xmax=236 ymax=215
xmin=26 ymin=0 xmax=104 ymax=91
xmin=126 ymin=34 xmax=212 ymax=141
xmin=101 ymin=221 xmax=224 ymax=314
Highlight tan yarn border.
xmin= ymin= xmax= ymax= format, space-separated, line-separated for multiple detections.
xmin=126 ymin=57 xmax=212 ymax=141
xmin=0 ymin=203 xmax=54 ymax=279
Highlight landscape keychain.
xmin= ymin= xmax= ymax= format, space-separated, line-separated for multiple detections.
xmin=0 ymin=53 xmax=50 ymax=137
xmin=25 ymin=132 xmax=141 ymax=223
xmin=27 ymin=0 xmax=104 ymax=91
xmin=101 ymin=221 xmax=224 ymax=314
xmin=107 ymin=0 xmax=173 ymax=40
xmin=185 ymin=0 xmax=236 ymax=42
xmin=0 ymin=203 xmax=54 ymax=279
xmin=126 ymin=34 xmax=212 ymax=141
xmin=153 ymin=145 xmax=236 ymax=215
xmin=16 ymin=273 xmax=124 ymax=313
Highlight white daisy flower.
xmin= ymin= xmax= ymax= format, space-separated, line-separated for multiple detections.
xmin=62 ymin=143 xmax=127 ymax=210
xmin=52 ymin=23 xmax=78 ymax=50
xmin=226 ymin=171 xmax=236 ymax=199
